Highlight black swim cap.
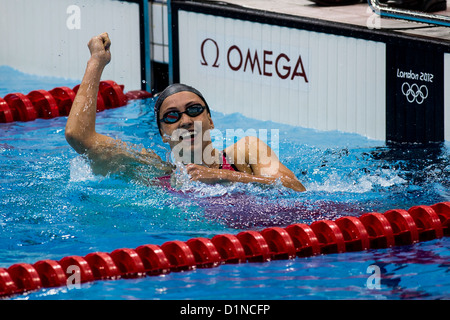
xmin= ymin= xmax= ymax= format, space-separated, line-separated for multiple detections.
xmin=154 ymin=83 xmax=210 ymax=133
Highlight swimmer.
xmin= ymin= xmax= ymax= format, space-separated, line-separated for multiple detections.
xmin=65 ymin=32 xmax=306 ymax=192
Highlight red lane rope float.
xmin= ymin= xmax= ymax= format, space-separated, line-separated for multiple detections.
xmin=1 ymin=202 xmax=449 ymax=298
xmin=84 ymin=252 xmax=121 ymax=280
xmin=7 ymin=263 xmax=42 ymax=294
xmin=27 ymin=90 xmax=59 ymax=119
xmin=186 ymin=238 xmax=222 ymax=268
xmin=310 ymin=220 xmax=346 ymax=254
xmin=48 ymin=87 xmax=76 ymax=116
xmin=58 ymin=256 xmax=94 ymax=283
xmin=110 ymin=248 xmax=146 ymax=278
xmin=236 ymin=231 xmax=271 ymax=262
xmin=33 ymin=260 xmax=67 ymax=288
xmin=384 ymin=209 xmax=419 ymax=245
xmin=261 ymin=227 xmax=296 ymax=260
xmin=285 ymin=223 xmax=320 ymax=257
xmin=99 ymin=80 xmax=128 ymax=109
xmin=359 ymin=212 xmax=395 ymax=249
xmin=3 ymin=93 xmax=38 ymax=122
xmin=0 ymin=80 xmax=152 ymax=123
xmin=335 ymin=216 xmax=370 ymax=252
xmin=431 ymin=202 xmax=450 ymax=236
xmin=161 ymin=241 xmax=196 ymax=272
xmin=0 ymin=97 xmax=14 ymax=123
xmin=210 ymin=234 xmax=246 ymax=264
xmin=135 ymin=244 xmax=171 ymax=275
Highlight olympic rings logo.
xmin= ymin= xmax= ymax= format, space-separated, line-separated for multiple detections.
xmin=401 ymin=82 xmax=428 ymax=104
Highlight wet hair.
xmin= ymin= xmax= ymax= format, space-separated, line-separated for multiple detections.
xmin=154 ymin=83 xmax=210 ymax=134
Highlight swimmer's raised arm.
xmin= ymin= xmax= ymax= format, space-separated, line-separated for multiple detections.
xmin=65 ymin=32 xmax=112 ymax=154
xmin=65 ymin=33 xmax=173 ymax=176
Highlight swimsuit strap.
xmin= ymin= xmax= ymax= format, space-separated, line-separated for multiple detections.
xmin=220 ymin=152 xmax=238 ymax=172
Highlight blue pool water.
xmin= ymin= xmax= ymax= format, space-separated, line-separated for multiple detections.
xmin=0 ymin=66 xmax=449 ymax=300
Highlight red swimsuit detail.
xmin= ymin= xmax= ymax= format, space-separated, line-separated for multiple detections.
xmin=219 ymin=152 xmax=238 ymax=172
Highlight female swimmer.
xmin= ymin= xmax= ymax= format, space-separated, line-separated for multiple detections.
xmin=65 ymin=32 xmax=305 ymax=192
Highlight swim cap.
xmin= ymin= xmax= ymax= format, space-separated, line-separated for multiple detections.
xmin=154 ymin=83 xmax=210 ymax=133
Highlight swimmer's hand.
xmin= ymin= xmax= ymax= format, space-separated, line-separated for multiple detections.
xmin=186 ymin=164 xmax=229 ymax=184
xmin=88 ymin=32 xmax=111 ymax=67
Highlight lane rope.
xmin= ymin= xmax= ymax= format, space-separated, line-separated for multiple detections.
xmin=0 ymin=80 xmax=152 ymax=123
xmin=1 ymin=202 xmax=448 ymax=297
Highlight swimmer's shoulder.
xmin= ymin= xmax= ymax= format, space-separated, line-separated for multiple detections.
xmin=223 ymin=138 xmax=253 ymax=174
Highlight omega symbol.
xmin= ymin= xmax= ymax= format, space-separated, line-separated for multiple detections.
xmin=200 ymin=38 xmax=220 ymax=68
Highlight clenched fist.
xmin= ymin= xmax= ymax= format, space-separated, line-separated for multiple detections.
xmin=87 ymin=32 xmax=111 ymax=67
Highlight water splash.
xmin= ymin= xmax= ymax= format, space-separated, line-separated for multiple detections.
xmin=69 ymin=156 xmax=96 ymax=182
xmin=306 ymin=168 xmax=407 ymax=194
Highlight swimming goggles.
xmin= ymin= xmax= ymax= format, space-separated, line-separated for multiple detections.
xmin=160 ymin=104 xmax=206 ymax=124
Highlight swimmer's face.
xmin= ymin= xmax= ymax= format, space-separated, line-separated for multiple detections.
xmin=159 ymin=91 xmax=214 ymax=162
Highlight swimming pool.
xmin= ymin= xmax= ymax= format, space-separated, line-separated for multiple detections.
xmin=0 ymin=66 xmax=449 ymax=300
